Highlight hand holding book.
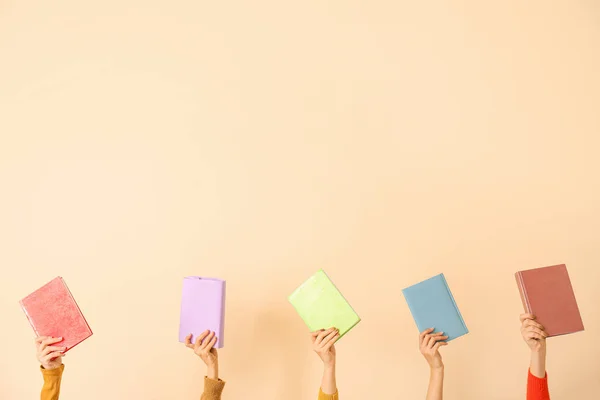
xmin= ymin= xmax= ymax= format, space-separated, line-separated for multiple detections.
xmin=311 ymin=327 xmax=339 ymax=367
xmin=419 ymin=328 xmax=448 ymax=370
xmin=185 ymin=330 xmax=219 ymax=380
xmin=420 ymin=328 xmax=448 ymax=400
xmin=311 ymin=327 xmax=339 ymax=397
xmin=36 ymin=336 xmax=66 ymax=370
xmin=520 ymin=313 xmax=548 ymax=353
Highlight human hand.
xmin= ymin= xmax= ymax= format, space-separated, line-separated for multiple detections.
xmin=520 ymin=314 xmax=548 ymax=352
xmin=185 ymin=331 xmax=219 ymax=367
xmin=36 ymin=336 xmax=66 ymax=370
xmin=419 ymin=328 xmax=448 ymax=370
xmin=311 ymin=327 xmax=339 ymax=367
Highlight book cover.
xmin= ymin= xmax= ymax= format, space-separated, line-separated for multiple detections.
xmin=402 ymin=273 xmax=469 ymax=341
xmin=178 ymin=277 xmax=226 ymax=348
xmin=19 ymin=277 xmax=93 ymax=352
xmin=288 ymin=269 xmax=361 ymax=339
xmin=515 ymin=264 xmax=584 ymax=337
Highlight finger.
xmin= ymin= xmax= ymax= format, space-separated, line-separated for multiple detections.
xmin=322 ymin=332 xmax=340 ymax=350
xmin=194 ymin=330 xmax=211 ymax=348
xmin=527 ymin=332 xmax=545 ymax=341
xmin=203 ymin=332 xmax=216 ymax=349
xmin=419 ymin=328 xmax=435 ymax=344
xmin=310 ymin=330 xmax=325 ymax=343
xmin=427 ymin=333 xmax=446 ymax=348
xmin=524 ymin=319 xmax=545 ymax=331
xmin=41 ymin=337 xmax=63 ymax=348
xmin=44 ymin=351 xmax=64 ymax=361
xmin=520 ymin=313 xmax=536 ymax=323
xmin=419 ymin=328 xmax=435 ymax=346
xmin=35 ymin=336 xmax=50 ymax=344
xmin=433 ymin=341 xmax=449 ymax=352
xmin=42 ymin=346 xmax=66 ymax=357
xmin=203 ymin=336 xmax=218 ymax=350
xmin=316 ymin=328 xmax=335 ymax=345
xmin=427 ymin=334 xmax=438 ymax=349
xmin=320 ymin=329 xmax=339 ymax=347
xmin=184 ymin=334 xmax=195 ymax=348
xmin=200 ymin=332 xmax=215 ymax=349
xmin=526 ymin=327 xmax=548 ymax=338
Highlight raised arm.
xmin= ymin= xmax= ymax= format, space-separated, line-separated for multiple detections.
xmin=311 ymin=327 xmax=340 ymax=400
xmin=419 ymin=328 xmax=449 ymax=400
xmin=519 ymin=314 xmax=550 ymax=400
xmin=37 ymin=336 xmax=66 ymax=400
xmin=185 ymin=331 xmax=225 ymax=400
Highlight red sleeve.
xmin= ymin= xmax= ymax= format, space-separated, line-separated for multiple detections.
xmin=527 ymin=369 xmax=550 ymax=400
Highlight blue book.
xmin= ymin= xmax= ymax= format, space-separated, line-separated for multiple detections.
xmin=402 ymin=273 xmax=468 ymax=341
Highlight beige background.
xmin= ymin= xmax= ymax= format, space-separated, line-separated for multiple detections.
xmin=1 ymin=0 xmax=599 ymax=399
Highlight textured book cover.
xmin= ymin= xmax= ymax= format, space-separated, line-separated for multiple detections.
xmin=19 ymin=277 xmax=93 ymax=352
xmin=288 ymin=269 xmax=361 ymax=339
xmin=178 ymin=277 xmax=226 ymax=348
xmin=515 ymin=264 xmax=584 ymax=337
xmin=402 ymin=274 xmax=469 ymax=341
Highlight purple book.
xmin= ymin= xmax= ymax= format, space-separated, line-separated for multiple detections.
xmin=178 ymin=277 xmax=226 ymax=348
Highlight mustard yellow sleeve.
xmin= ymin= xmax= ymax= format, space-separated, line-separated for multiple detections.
xmin=40 ymin=364 xmax=64 ymax=400
xmin=318 ymin=388 xmax=339 ymax=400
xmin=200 ymin=376 xmax=226 ymax=400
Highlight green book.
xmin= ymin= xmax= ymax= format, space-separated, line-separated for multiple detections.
xmin=288 ymin=269 xmax=361 ymax=339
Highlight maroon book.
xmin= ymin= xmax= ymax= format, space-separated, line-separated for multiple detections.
xmin=515 ymin=264 xmax=584 ymax=337
xmin=20 ymin=277 xmax=93 ymax=352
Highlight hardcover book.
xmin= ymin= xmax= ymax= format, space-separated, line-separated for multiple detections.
xmin=20 ymin=277 xmax=93 ymax=352
xmin=288 ymin=269 xmax=361 ymax=339
xmin=178 ymin=277 xmax=226 ymax=348
xmin=515 ymin=264 xmax=584 ymax=337
xmin=402 ymin=273 xmax=468 ymax=341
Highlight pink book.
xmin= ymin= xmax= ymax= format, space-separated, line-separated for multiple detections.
xmin=19 ymin=277 xmax=93 ymax=352
xmin=178 ymin=277 xmax=226 ymax=348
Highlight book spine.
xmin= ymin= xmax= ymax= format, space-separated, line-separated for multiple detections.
xmin=440 ymin=274 xmax=469 ymax=333
xmin=19 ymin=300 xmax=40 ymax=338
xmin=515 ymin=272 xmax=531 ymax=314
xmin=219 ymin=281 xmax=226 ymax=347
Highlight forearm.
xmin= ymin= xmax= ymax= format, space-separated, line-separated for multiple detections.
xmin=426 ymin=366 xmax=444 ymax=400
xmin=530 ymin=347 xmax=546 ymax=378
xmin=40 ymin=365 xmax=64 ymax=400
xmin=320 ymin=363 xmax=337 ymax=395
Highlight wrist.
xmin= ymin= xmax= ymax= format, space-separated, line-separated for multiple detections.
xmin=323 ymin=361 xmax=336 ymax=370
xmin=430 ymin=365 xmax=444 ymax=372
xmin=530 ymin=346 xmax=547 ymax=356
xmin=206 ymin=362 xmax=219 ymax=380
